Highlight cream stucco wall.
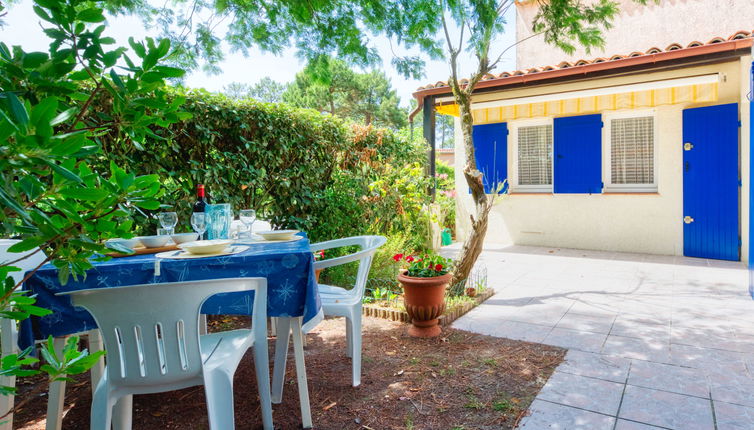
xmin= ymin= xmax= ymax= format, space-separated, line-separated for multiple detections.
xmin=454 ymin=58 xmax=751 ymax=259
xmin=515 ymin=0 xmax=754 ymax=70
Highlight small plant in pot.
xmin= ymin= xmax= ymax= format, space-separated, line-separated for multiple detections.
xmin=395 ymin=253 xmax=454 ymax=338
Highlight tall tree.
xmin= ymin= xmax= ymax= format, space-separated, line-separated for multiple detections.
xmin=99 ymin=0 xmax=650 ymax=281
xmin=223 ymin=78 xmax=287 ymax=102
xmin=283 ymin=58 xmax=407 ymax=129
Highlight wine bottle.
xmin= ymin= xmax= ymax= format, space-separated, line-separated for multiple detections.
xmin=193 ymin=184 xmax=208 ymax=212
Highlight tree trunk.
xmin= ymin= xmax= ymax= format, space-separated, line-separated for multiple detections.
xmin=450 ymin=82 xmax=493 ymax=287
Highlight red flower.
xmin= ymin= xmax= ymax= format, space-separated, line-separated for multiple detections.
xmin=435 ymin=264 xmax=443 ymax=271
xmin=393 ymin=253 xmax=403 ymax=262
xmin=406 ymin=255 xmax=414 ymax=263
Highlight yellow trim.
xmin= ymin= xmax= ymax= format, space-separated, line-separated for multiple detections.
xmin=437 ymin=82 xmax=720 ymax=124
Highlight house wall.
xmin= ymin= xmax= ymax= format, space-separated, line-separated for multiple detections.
xmin=515 ymin=0 xmax=754 ymax=70
xmin=454 ymin=58 xmax=751 ymax=259
xmin=437 ymin=149 xmax=455 ymax=167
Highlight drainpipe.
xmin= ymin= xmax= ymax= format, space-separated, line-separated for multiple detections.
xmin=749 ymin=44 xmax=753 ymax=298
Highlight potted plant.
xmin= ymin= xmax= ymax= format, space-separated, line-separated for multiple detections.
xmin=395 ymin=253 xmax=454 ymax=338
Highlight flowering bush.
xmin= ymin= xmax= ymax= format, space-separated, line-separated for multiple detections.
xmin=394 ymin=253 xmax=454 ymax=278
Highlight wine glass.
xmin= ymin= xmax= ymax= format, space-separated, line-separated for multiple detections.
xmin=158 ymin=212 xmax=178 ymax=235
xmin=239 ymin=209 xmax=256 ymax=237
xmin=191 ymin=212 xmax=207 ymax=240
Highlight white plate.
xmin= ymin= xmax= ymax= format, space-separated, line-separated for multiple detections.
xmin=157 ymin=245 xmax=248 ymax=259
xmin=236 ymin=235 xmax=304 ymax=244
xmin=255 ymin=230 xmax=300 ymax=241
xmin=178 ymin=239 xmax=233 ymax=255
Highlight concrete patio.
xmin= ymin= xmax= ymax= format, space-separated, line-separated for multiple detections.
xmin=448 ymin=244 xmax=754 ymax=429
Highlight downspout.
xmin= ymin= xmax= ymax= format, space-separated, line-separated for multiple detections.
xmin=749 ymin=44 xmax=754 ymax=298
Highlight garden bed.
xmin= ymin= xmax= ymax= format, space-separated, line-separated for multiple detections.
xmin=12 ymin=316 xmax=564 ymax=429
xmin=362 ymin=287 xmax=495 ymax=327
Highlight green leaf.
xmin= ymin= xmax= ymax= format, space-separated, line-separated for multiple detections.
xmin=5 ymin=93 xmax=29 ymax=129
xmin=36 ymin=158 xmax=83 ymax=183
xmin=77 ymin=8 xmax=105 ymax=22
xmin=50 ymin=107 xmax=77 ymax=126
xmin=59 ymin=187 xmax=109 ymax=201
xmin=153 ymin=66 xmax=185 ymax=78
xmin=30 ymin=97 xmax=58 ymax=127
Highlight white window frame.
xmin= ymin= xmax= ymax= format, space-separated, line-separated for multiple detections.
xmin=510 ymin=118 xmax=554 ymax=193
xmin=602 ymin=109 xmax=658 ymax=193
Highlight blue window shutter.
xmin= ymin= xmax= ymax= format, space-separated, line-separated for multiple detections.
xmin=553 ymin=114 xmax=602 ymax=194
xmin=472 ymin=122 xmax=508 ymax=194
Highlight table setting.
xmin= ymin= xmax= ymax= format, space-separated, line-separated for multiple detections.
xmin=18 ymin=203 xmax=324 ymax=351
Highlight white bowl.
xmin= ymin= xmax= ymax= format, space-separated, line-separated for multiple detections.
xmin=106 ymin=238 xmax=142 ymax=250
xmin=136 ymin=235 xmax=170 ymax=248
xmin=171 ymin=232 xmax=200 ymax=244
xmin=178 ymin=239 xmax=233 ymax=255
xmin=256 ymin=230 xmax=300 ymax=241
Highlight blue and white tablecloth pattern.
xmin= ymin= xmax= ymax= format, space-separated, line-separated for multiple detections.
xmin=19 ymin=235 xmax=322 ymax=350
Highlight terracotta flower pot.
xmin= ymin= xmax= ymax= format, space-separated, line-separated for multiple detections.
xmin=398 ymin=271 xmax=452 ymax=338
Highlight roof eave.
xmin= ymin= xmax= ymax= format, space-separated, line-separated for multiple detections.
xmin=409 ymin=37 xmax=753 ymax=121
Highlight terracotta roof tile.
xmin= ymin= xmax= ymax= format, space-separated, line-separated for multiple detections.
xmin=416 ymin=30 xmax=753 ymax=91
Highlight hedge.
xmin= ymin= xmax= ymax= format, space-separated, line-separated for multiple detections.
xmin=95 ymin=88 xmax=426 ymax=241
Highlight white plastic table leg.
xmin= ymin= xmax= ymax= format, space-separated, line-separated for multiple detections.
xmin=349 ymin=311 xmax=362 ymax=387
xmin=269 ymin=317 xmax=277 ymax=337
xmin=87 ymin=330 xmax=105 ymax=389
xmin=252 ymin=320 xmax=273 ymax=430
xmin=45 ymin=336 xmax=68 ymax=430
xmin=0 ymin=318 xmax=18 ymax=430
xmin=290 ymin=317 xmax=312 ymax=429
xmin=271 ymin=317 xmax=290 ymax=404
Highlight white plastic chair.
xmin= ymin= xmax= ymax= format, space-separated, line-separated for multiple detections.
xmin=0 ymin=239 xmax=106 ymax=430
xmin=310 ymin=235 xmax=386 ymax=387
xmin=0 ymin=240 xmax=48 ymax=430
xmin=58 ymin=277 xmax=273 ymax=430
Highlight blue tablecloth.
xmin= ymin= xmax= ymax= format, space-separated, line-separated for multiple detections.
xmin=19 ymin=235 xmax=322 ymax=350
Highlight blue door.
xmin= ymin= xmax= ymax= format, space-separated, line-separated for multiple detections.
xmin=554 ymin=114 xmax=603 ymax=194
xmin=472 ymin=122 xmax=508 ymax=193
xmin=683 ymin=103 xmax=740 ymax=261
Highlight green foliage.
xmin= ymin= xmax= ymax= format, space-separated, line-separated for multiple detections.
xmin=89 ymin=89 xmax=425 ymax=243
xmin=282 ymin=57 xmax=407 ymax=129
xmin=0 ymin=0 xmax=184 ymax=398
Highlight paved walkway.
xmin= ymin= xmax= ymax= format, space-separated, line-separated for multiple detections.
xmin=448 ymin=245 xmax=754 ymax=429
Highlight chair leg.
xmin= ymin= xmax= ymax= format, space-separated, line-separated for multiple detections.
xmin=46 ymin=336 xmax=68 ymax=430
xmin=0 ymin=318 xmax=17 ymax=430
xmin=290 ymin=317 xmax=312 ymax=429
xmin=271 ymin=317 xmax=291 ymax=404
xmin=253 ymin=335 xmax=274 ymax=430
xmin=345 ymin=318 xmax=353 ymax=358
xmin=111 ymin=395 xmax=133 ymax=430
xmin=349 ymin=311 xmax=362 ymax=387
xmin=203 ymin=369 xmax=236 ymax=430
xmin=199 ymin=314 xmax=208 ymax=335
xmin=87 ymin=329 xmax=105 ymax=389
xmin=89 ymin=380 xmax=112 ymax=430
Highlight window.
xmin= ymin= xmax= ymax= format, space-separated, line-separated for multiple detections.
xmin=516 ymin=124 xmax=553 ymax=190
xmin=606 ymin=114 xmax=656 ymax=191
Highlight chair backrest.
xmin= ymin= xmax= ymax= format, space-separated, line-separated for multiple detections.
xmin=59 ymin=277 xmax=266 ymax=389
xmin=0 ymin=239 xmax=48 ymax=355
xmin=310 ymin=236 xmax=386 ymax=299
xmin=0 ymin=239 xmax=47 ymax=287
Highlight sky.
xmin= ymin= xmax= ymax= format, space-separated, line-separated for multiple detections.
xmin=0 ymin=0 xmax=518 ymax=105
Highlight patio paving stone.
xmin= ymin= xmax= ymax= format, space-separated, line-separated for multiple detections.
xmin=518 ymin=399 xmax=616 ymax=429
xmin=602 ymin=335 xmax=672 ymax=363
xmin=627 ymin=360 xmax=710 ymax=398
xmin=536 ymin=371 xmax=624 ymax=415
xmin=714 ymin=401 xmax=754 ymax=430
xmin=555 ymin=311 xmax=616 ymax=333
xmin=618 ymin=385 xmax=714 ymax=430
xmin=614 ymin=419 xmax=668 ymax=429
xmin=543 ymin=327 xmax=608 ymax=353
xmin=557 ymin=350 xmax=630 ymax=383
